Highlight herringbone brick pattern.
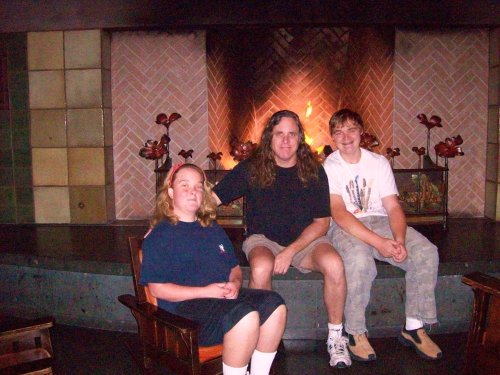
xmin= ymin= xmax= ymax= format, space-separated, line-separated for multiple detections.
xmin=207 ymin=32 xmax=234 ymax=168
xmin=207 ymin=28 xmax=349 ymax=166
xmin=111 ymin=29 xmax=487 ymax=219
xmin=342 ymin=28 xmax=395 ymax=153
xmin=112 ymin=31 xmax=208 ymax=219
xmin=393 ymin=29 xmax=488 ymax=217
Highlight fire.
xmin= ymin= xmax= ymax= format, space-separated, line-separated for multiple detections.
xmin=305 ymin=133 xmax=314 ymax=146
xmin=305 ymin=101 xmax=312 ymax=119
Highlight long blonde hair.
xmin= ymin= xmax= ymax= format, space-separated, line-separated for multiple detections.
xmin=151 ymin=163 xmax=217 ymax=228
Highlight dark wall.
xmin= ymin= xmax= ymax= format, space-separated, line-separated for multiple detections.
xmin=1 ymin=0 xmax=499 ymax=33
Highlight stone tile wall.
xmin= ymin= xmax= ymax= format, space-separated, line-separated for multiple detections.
xmin=28 ymin=30 xmax=114 ymax=223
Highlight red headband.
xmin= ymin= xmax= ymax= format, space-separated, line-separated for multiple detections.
xmin=167 ymin=163 xmax=185 ymax=185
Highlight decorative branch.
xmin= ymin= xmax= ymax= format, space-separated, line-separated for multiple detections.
xmin=386 ymin=147 xmax=400 ymax=167
xmin=412 ymin=146 xmax=426 ymax=169
xmin=178 ymin=149 xmax=193 ymax=163
xmin=417 ymin=113 xmax=442 ymax=155
xmin=156 ymin=112 xmax=182 ymax=129
xmin=230 ymin=136 xmax=257 ymax=162
xmin=359 ymin=132 xmax=379 ymax=151
xmin=434 ymin=135 xmax=464 ymax=159
xmin=207 ymin=152 xmax=223 ymax=170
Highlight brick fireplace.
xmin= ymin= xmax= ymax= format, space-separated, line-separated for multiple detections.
xmin=111 ymin=27 xmax=488 ymax=220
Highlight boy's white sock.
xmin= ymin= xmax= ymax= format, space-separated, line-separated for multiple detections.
xmin=328 ymin=322 xmax=344 ymax=340
xmin=250 ymin=349 xmax=277 ymax=375
xmin=223 ymin=362 xmax=248 ymax=375
xmin=405 ymin=317 xmax=423 ymax=331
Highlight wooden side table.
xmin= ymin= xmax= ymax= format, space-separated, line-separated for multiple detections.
xmin=461 ymin=272 xmax=500 ymax=375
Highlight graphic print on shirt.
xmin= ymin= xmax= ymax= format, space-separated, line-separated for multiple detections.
xmin=345 ymin=175 xmax=372 ymax=214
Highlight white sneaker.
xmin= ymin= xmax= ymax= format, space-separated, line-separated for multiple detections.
xmin=327 ymin=335 xmax=352 ymax=368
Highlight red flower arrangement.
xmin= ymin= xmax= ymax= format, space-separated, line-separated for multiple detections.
xmin=230 ymin=137 xmax=257 ymax=162
xmin=434 ymin=135 xmax=464 ymax=159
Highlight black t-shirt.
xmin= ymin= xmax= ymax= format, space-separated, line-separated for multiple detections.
xmin=213 ymin=160 xmax=331 ymax=246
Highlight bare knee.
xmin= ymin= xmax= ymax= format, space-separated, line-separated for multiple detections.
xmin=273 ymin=304 xmax=287 ymax=325
xmin=226 ymin=310 xmax=260 ymax=338
xmin=249 ymin=247 xmax=274 ymax=289
xmin=241 ymin=310 xmax=260 ymax=330
xmin=310 ymin=246 xmax=345 ymax=282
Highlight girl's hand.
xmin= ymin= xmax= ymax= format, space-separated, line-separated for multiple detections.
xmin=205 ymin=283 xmax=231 ymax=299
xmin=223 ymin=281 xmax=240 ymax=299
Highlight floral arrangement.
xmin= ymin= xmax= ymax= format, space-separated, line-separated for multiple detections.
xmin=359 ymin=132 xmax=379 ymax=151
xmin=139 ymin=112 xmax=182 ymax=172
xmin=230 ymin=137 xmax=257 ymax=162
xmin=138 ymin=112 xmax=182 ymax=194
xmin=434 ymin=135 xmax=464 ymax=165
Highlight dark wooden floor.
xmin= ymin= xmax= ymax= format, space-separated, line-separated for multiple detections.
xmin=50 ymin=324 xmax=467 ymax=375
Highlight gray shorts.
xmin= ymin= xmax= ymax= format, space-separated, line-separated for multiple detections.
xmin=242 ymin=234 xmax=332 ymax=273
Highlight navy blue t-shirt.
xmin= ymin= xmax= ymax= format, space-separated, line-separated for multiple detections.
xmin=140 ymin=220 xmax=239 ymax=313
xmin=213 ymin=160 xmax=331 ymax=246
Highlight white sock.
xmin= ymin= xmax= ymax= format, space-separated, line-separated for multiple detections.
xmin=328 ymin=322 xmax=343 ymax=340
xmin=223 ymin=362 xmax=248 ymax=375
xmin=405 ymin=317 xmax=423 ymax=331
xmin=250 ymin=349 xmax=277 ymax=375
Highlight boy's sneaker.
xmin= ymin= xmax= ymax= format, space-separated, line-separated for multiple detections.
xmin=327 ymin=335 xmax=352 ymax=368
xmin=398 ymin=327 xmax=442 ymax=360
xmin=347 ymin=333 xmax=377 ymax=361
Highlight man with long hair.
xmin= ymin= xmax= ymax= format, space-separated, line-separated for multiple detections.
xmin=214 ymin=110 xmax=350 ymax=368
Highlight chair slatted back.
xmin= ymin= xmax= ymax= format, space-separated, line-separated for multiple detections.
xmin=128 ymin=236 xmax=157 ymax=306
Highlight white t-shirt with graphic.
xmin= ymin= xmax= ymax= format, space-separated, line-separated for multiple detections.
xmin=324 ymin=148 xmax=398 ymax=218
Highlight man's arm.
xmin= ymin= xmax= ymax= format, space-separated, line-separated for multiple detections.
xmin=212 ymin=191 xmax=222 ymax=206
xmin=381 ymin=194 xmax=408 ymax=262
xmin=330 ymin=194 xmax=400 ymax=259
xmin=273 ymin=217 xmax=329 ymax=274
xmin=382 ymin=194 xmax=407 ymax=243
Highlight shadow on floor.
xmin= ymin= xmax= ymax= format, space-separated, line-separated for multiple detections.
xmin=50 ymin=324 xmax=466 ymax=375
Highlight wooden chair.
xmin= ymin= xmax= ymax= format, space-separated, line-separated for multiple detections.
xmin=0 ymin=316 xmax=54 ymax=375
xmin=461 ymin=272 xmax=500 ymax=375
xmin=118 ymin=236 xmax=223 ymax=375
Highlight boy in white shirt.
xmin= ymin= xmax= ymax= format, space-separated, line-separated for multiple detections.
xmin=324 ymin=109 xmax=442 ymax=362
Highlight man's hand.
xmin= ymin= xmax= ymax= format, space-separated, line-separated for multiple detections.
xmin=375 ymin=238 xmax=408 ymax=263
xmin=273 ymin=248 xmax=294 ymax=275
xmin=392 ymin=242 xmax=408 ymax=263
xmin=375 ymin=238 xmax=399 ymax=258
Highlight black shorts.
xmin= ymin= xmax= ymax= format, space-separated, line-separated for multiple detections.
xmin=175 ymin=288 xmax=285 ymax=346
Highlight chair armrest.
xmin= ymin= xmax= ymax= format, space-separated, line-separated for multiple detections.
xmin=118 ymin=294 xmax=199 ymax=332
xmin=462 ymin=272 xmax=500 ymax=296
xmin=0 ymin=316 xmax=54 ymax=339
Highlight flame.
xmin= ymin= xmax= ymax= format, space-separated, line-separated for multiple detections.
xmin=305 ymin=101 xmax=312 ymax=119
xmin=305 ymin=133 xmax=313 ymax=146
xmin=316 ymin=145 xmax=325 ymax=154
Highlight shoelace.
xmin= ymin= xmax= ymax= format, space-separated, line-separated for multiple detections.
xmin=328 ymin=336 xmax=349 ymax=357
